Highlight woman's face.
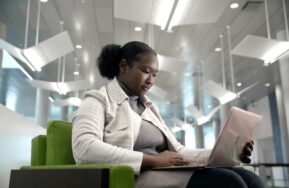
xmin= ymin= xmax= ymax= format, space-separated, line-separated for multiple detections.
xmin=119 ymin=53 xmax=159 ymax=96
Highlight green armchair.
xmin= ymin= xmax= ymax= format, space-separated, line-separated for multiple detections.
xmin=9 ymin=120 xmax=134 ymax=188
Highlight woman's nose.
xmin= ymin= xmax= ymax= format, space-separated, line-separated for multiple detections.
xmin=146 ymin=73 xmax=155 ymax=85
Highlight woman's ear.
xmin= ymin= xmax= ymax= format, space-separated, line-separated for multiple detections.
xmin=119 ymin=59 xmax=128 ymax=74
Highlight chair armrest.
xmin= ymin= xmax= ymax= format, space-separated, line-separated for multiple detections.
xmin=20 ymin=164 xmax=134 ymax=188
xmin=31 ymin=135 xmax=47 ymax=166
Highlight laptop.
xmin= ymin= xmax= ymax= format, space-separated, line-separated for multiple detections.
xmin=153 ymin=107 xmax=262 ymax=170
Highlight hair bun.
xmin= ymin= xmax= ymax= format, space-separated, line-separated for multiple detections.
xmin=97 ymin=44 xmax=121 ymax=80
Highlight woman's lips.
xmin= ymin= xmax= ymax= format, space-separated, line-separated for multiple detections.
xmin=141 ymin=86 xmax=150 ymax=91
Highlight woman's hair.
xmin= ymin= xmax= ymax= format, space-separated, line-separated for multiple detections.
xmin=97 ymin=41 xmax=156 ymax=80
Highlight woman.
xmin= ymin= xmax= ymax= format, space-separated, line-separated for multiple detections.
xmin=72 ymin=41 xmax=264 ymax=188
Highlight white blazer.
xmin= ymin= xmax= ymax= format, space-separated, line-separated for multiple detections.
xmin=72 ymin=78 xmax=211 ymax=175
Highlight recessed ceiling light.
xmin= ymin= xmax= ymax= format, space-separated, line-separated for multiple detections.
xmin=40 ymin=0 xmax=48 ymax=2
xmin=230 ymin=3 xmax=239 ymax=9
xmin=214 ymin=47 xmax=221 ymax=52
xmin=134 ymin=27 xmax=142 ymax=31
xmin=75 ymin=45 xmax=82 ymax=49
xmin=73 ymin=71 xmax=79 ymax=75
xmin=265 ymin=83 xmax=270 ymax=87
xmin=237 ymin=82 xmax=242 ymax=87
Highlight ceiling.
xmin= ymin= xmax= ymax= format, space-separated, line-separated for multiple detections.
xmin=0 ymin=0 xmax=288 ymax=123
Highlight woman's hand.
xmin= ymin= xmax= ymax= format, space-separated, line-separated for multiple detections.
xmin=153 ymin=151 xmax=189 ymax=167
xmin=142 ymin=151 xmax=189 ymax=169
xmin=240 ymin=140 xmax=254 ymax=164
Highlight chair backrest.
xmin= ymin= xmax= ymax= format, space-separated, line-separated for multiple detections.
xmin=45 ymin=120 xmax=76 ymax=165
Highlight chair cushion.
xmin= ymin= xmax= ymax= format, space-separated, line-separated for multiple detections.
xmin=46 ymin=121 xmax=75 ymax=165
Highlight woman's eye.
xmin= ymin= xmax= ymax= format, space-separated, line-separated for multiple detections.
xmin=143 ymin=69 xmax=150 ymax=74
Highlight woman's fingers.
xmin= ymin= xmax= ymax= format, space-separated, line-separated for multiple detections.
xmin=240 ymin=154 xmax=251 ymax=164
xmin=174 ymin=159 xmax=189 ymax=166
xmin=172 ymin=154 xmax=187 ymax=166
xmin=240 ymin=140 xmax=255 ymax=163
xmin=243 ymin=145 xmax=252 ymax=156
xmin=242 ymin=140 xmax=254 ymax=156
xmin=247 ymin=140 xmax=254 ymax=150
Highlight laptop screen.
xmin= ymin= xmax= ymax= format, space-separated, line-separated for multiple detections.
xmin=206 ymin=107 xmax=262 ymax=167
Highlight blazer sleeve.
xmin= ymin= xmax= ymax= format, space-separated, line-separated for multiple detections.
xmin=72 ymin=96 xmax=143 ymax=175
xmin=150 ymin=103 xmax=212 ymax=166
xmin=167 ymin=126 xmax=211 ymax=166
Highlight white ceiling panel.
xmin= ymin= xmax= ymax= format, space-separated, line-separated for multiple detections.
xmin=199 ymin=27 xmax=224 ymax=51
xmin=150 ymin=25 xmax=162 ymax=49
xmin=53 ymin=0 xmax=75 ymax=25
xmin=76 ymin=1 xmax=97 ymax=26
xmin=156 ymin=31 xmax=176 ymax=55
xmin=95 ymin=8 xmax=113 ymax=32
xmin=182 ymin=0 xmax=231 ymax=25
xmin=114 ymin=19 xmax=130 ymax=45
xmin=114 ymin=0 xmax=154 ymax=25
xmin=230 ymin=11 xmax=256 ymax=39
xmin=188 ymin=24 xmax=213 ymax=57
xmin=129 ymin=22 xmax=146 ymax=42
xmin=158 ymin=54 xmax=187 ymax=74
xmin=231 ymin=35 xmax=289 ymax=63
xmin=82 ymin=26 xmax=100 ymax=50
xmin=94 ymin=0 xmax=113 ymax=8
xmin=98 ymin=32 xmax=114 ymax=47
xmin=1 ymin=0 xmax=287 ymax=116
xmin=39 ymin=1 xmax=60 ymax=35
xmin=169 ymin=25 xmax=196 ymax=57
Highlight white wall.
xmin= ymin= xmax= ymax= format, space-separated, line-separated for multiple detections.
xmin=248 ymin=96 xmax=273 ymax=140
xmin=248 ymin=96 xmax=275 ymax=163
xmin=0 ymin=104 xmax=45 ymax=188
xmin=247 ymin=95 xmax=287 ymax=187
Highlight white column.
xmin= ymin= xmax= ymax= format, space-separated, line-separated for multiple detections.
xmin=275 ymin=85 xmax=289 ymax=163
xmin=276 ymin=30 xmax=289 ymax=187
xmin=35 ymin=88 xmax=50 ymax=127
xmin=220 ymin=104 xmax=230 ymax=126
xmin=0 ymin=22 xmax=7 ymax=105
xmin=276 ymin=30 xmax=289 ymax=164
xmin=61 ymin=106 xmax=68 ymax=121
xmin=0 ymin=22 xmax=7 ymax=86
xmin=193 ymin=71 xmax=204 ymax=148
xmin=212 ymin=117 xmax=220 ymax=140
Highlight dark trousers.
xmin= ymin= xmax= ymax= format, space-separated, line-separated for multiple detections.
xmin=186 ymin=167 xmax=265 ymax=188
